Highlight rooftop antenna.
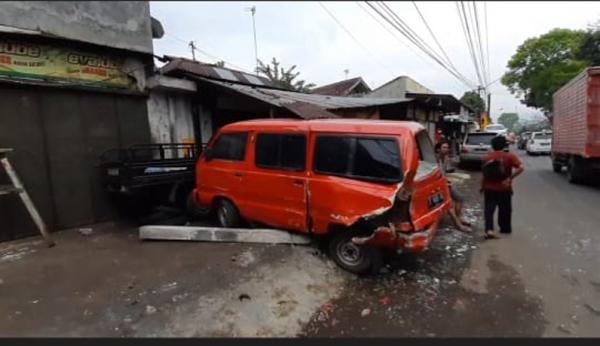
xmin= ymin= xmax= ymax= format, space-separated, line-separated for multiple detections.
xmin=189 ymin=41 xmax=196 ymax=61
xmin=245 ymin=6 xmax=259 ymax=75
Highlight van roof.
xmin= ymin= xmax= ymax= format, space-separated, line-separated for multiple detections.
xmin=220 ymin=118 xmax=425 ymax=136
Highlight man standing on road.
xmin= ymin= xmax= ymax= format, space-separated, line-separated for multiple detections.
xmin=481 ymin=136 xmax=525 ymax=239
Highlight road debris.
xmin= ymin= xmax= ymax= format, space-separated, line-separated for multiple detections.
xmin=583 ymin=303 xmax=600 ymax=317
xmin=78 ymin=228 xmax=93 ymax=236
xmin=361 ymin=308 xmax=371 ymax=317
xmin=238 ymin=294 xmax=251 ymax=302
xmin=557 ymin=324 xmax=572 ymax=335
xmin=145 ymin=305 xmax=157 ymax=315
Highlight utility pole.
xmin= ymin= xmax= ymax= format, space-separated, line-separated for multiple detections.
xmin=344 ymin=69 xmax=349 ymax=80
xmin=246 ymin=6 xmax=259 ymax=75
xmin=189 ymin=41 xmax=196 ymax=61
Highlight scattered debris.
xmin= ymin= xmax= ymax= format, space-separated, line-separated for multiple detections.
xmin=361 ymin=308 xmax=371 ymax=317
xmin=159 ymin=282 xmax=178 ymax=292
xmin=123 ymin=317 xmax=133 ymax=323
xmin=128 ymin=300 xmax=139 ymax=307
xmin=30 ymin=299 xmax=39 ymax=304
xmin=557 ymin=324 xmax=572 ymax=335
xmin=78 ymin=228 xmax=93 ymax=236
xmin=379 ymin=296 xmax=390 ymax=306
xmin=145 ymin=305 xmax=157 ymax=315
xmin=584 ymin=303 xmax=600 ymax=317
xmin=238 ymin=294 xmax=251 ymax=302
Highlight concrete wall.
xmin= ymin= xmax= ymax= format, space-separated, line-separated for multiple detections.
xmin=147 ymin=91 xmax=195 ymax=144
xmin=0 ymin=1 xmax=153 ymax=54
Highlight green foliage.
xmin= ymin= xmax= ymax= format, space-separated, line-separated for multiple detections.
xmin=257 ymin=57 xmax=316 ymax=92
xmin=579 ymin=29 xmax=600 ymax=65
xmin=497 ymin=113 xmax=520 ymax=131
xmin=460 ymin=91 xmax=485 ymax=115
xmin=502 ymin=28 xmax=591 ymax=113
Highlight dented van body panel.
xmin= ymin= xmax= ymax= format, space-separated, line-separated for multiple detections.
xmin=191 ymin=119 xmax=451 ymax=254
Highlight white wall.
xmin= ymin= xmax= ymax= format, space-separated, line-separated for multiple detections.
xmin=147 ymin=91 xmax=194 ymax=144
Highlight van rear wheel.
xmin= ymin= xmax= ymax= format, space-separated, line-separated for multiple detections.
xmin=216 ymin=199 xmax=241 ymax=228
xmin=328 ymin=232 xmax=382 ymax=274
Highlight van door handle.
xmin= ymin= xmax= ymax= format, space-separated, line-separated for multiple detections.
xmin=292 ymin=179 xmax=304 ymax=185
xmin=234 ymin=172 xmax=243 ymax=177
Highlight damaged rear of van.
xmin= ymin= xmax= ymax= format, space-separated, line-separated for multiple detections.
xmin=189 ymin=119 xmax=452 ymax=274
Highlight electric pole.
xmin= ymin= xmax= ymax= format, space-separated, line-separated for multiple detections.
xmin=246 ymin=6 xmax=259 ymax=75
xmin=189 ymin=41 xmax=196 ymax=61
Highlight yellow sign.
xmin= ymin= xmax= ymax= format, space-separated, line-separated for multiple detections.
xmin=480 ymin=111 xmax=491 ymax=129
xmin=0 ymin=39 xmax=134 ymax=89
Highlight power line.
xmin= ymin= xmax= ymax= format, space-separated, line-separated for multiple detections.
xmin=484 ymin=1 xmax=491 ymax=87
xmin=471 ymin=1 xmax=488 ymax=86
xmin=318 ymin=2 xmax=396 ymax=76
xmin=366 ymin=1 xmax=475 ymax=88
xmin=457 ymin=1 xmax=483 ymax=87
xmin=411 ymin=1 xmax=458 ymax=74
xmin=163 ymin=33 xmax=254 ymax=73
xmin=355 ymin=2 xmax=435 ymax=70
xmin=377 ymin=1 xmax=476 ymax=87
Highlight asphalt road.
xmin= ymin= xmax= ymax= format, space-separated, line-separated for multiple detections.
xmin=304 ymin=148 xmax=600 ymax=337
xmin=483 ymin=149 xmax=600 ymax=336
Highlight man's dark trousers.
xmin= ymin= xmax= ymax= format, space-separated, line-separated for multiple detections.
xmin=484 ymin=190 xmax=512 ymax=233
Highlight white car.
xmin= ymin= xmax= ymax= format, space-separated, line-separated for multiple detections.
xmin=526 ymin=131 xmax=552 ymax=155
xmin=484 ymin=123 xmax=508 ymax=136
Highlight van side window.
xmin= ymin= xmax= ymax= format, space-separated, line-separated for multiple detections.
xmin=255 ymin=133 xmax=306 ymax=171
xmin=314 ymin=136 xmax=402 ymax=183
xmin=415 ymin=130 xmax=439 ymax=179
xmin=211 ymin=132 xmax=248 ymax=161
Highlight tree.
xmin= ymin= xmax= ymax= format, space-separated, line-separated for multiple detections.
xmin=501 ymin=28 xmax=590 ymax=115
xmin=497 ymin=113 xmax=520 ymax=131
xmin=579 ymin=26 xmax=600 ymax=65
xmin=257 ymin=57 xmax=315 ymax=92
xmin=460 ymin=91 xmax=485 ymax=115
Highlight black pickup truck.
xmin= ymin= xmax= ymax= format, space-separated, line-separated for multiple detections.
xmin=99 ymin=143 xmax=202 ymax=211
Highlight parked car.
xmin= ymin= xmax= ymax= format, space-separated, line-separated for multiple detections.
xmin=188 ymin=119 xmax=452 ymax=274
xmin=551 ymin=66 xmax=600 ymax=184
xmin=518 ymin=132 xmax=532 ymax=150
xmin=526 ymin=131 xmax=552 ymax=155
xmin=484 ymin=123 xmax=508 ymax=136
xmin=459 ymin=132 xmax=498 ymax=165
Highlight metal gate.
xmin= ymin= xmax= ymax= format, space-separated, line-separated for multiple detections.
xmin=0 ymin=84 xmax=150 ymax=241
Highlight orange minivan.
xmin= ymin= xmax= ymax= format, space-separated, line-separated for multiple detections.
xmin=188 ymin=119 xmax=452 ymax=273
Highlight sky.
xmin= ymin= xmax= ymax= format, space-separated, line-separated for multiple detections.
xmin=149 ymin=1 xmax=600 ymax=121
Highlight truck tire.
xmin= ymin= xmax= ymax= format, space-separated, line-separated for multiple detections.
xmin=328 ymin=231 xmax=382 ymax=275
xmin=215 ymin=198 xmax=241 ymax=228
xmin=552 ymin=160 xmax=562 ymax=173
xmin=567 ymin=156 xmax=585 ymax=184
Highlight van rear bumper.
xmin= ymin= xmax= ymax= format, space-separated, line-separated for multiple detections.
xmin=351 ymin=221 xmax=440 ymax=253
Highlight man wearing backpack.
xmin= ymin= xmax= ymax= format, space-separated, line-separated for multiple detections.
xmin=481 ymin=136 xmax=525 ymax=239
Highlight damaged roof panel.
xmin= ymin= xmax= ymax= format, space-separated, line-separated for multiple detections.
xmin=196 ymin=77 xmax=413 ymax=111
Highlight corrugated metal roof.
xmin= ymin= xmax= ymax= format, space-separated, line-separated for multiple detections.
xmin=198 ymin=77 xmax=412 ymax=110
xmin=160 ymin=58 xmax=278 ymax=88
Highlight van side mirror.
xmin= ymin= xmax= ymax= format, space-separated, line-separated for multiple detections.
xmin=204 ymin=148 xmax=214 ymax=162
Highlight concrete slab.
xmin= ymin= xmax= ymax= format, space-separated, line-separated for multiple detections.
xmin=139 ymin=225 xmax=312 ymax=245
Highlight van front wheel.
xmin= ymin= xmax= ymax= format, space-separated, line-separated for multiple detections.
xmin=216 ymin=199 xmax=241 ymax=228
xmin=328 ymin=232 xmax=382 ymax=274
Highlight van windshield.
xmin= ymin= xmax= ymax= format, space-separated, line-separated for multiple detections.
xmin=314 ymin=136 xmax=403 ymax=184
xmin=466 ymin=133 xmax=497 ymax=145
xmin=533 ymin=133 xmax=551 ymax=140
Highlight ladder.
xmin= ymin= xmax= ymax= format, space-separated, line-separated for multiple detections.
xmin=0 ymin=148 xmax=55 ymax=247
